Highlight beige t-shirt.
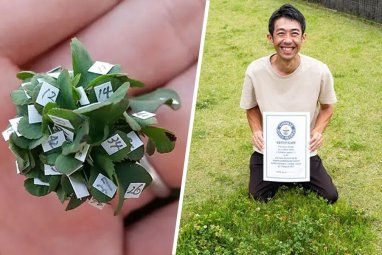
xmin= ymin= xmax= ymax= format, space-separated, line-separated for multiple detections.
xmin=240 ymin=54 xmax=337 ymax=154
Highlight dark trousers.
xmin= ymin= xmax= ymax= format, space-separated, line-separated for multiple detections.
xmin=249 ymin=152 xmax=338 ymax=203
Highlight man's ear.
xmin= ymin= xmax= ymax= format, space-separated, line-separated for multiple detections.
xmin=302 ymin=33 xmax=307 ymax=43
xmin=267 ymin=34 xmax=273 ymax=43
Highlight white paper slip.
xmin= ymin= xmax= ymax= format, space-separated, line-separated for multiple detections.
xmin=94 ymin=81 xmax=113 ymax=103
xmin=132 ymin=111 xmax=156 ymax=120
xmin=47 ymin=66 xmax=62 ymax=73
xmin=88 ymin=197 xmax=105 ymax=210
xmin=101 ymin=134 xmax=127 ymax=155
xmin=75 ymin=144 xmax=90 ymax=162
xmin=21 ymin=82 xmax=31 ymax=87
xmin=76 ymin=86 xmax=90 ymax=105
xmin=44 ymin=164 xmax=62 ymax=175
xmin=93 ymin=173 xmax=117 ymax=198
xmin=24 ymin=90 xmax=31 ymax=99
xmin=27 ymin=105 xmax=42 ymax=124
xmin=127 ymin=131 xmax=143 ymax=151
xmin=48 ymin=115 xmax=74 ymax=129
xmin=2 ymin=126 xmax=14 ymax=141
xmin=52 ymin=125 xmax=74 ymax=141
xmin=47 ymin=72 xmax=60 ymax=79
xmin=36 ymin=82 xmax=59 ymax=106
xmin=34 ymin=178 xmax=49 ymax=186
xmin=9 ymin=117 xmax=22 ymax=137
xmin=42 ymin=131 xmax=66 ymax=152
xmin=68 ymin=176 xmax=90 ymax=199
xmin=88 ymin=61 xmax=114 ymax=75
xmin=65 ymin=164 xmax=83 ymax=176
xmin=124 ymin=183 xmax=146 ymax=198
xmin=15 ymin=161 xmax=20 ymax=174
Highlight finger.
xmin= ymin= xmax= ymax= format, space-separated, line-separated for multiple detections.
xmin=0 ymin=0 xmax=120 ymax=65
xmin=26 ymin=0 xmax=206 ymax=91
xmin=125 ymin=201 xmax=179 ymax=255
xmin=144 ymin=64 xmax=197 ymax=187
xmin=118 ymin=64 xmax=197 ymax=216
xmin=0 ymin=148 xmax=124 ymax=255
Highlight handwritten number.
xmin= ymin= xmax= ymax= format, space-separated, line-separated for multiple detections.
xmin=107 ymin=137 xmax=124 ymax=151
xmin=126 ymin=184 xmax=144 ymax=196
xmin=42 ymin=88 xmax=57 ymax=102
xmin=48 ymin=135 xmax=59 ymax=148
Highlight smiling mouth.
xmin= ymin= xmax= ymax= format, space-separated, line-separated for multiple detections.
xmin=281 ymin=47 xmax=294 ymax=54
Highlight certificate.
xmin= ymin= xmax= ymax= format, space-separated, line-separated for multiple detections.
xmin=263 ymin=112 xmax=310 ymax=182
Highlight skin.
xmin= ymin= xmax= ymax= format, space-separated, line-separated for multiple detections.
xmin=248 ymin=17 xmax=334 ymax=152
xmin=0 ymin=0 xmax=205 ymax=254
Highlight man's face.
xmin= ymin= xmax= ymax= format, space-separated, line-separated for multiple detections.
xmin=268 ymin=17 xmax=306 ymax=61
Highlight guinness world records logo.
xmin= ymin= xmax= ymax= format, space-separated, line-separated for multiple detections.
xmin=276 ymin=121 xmax=296 ymax=140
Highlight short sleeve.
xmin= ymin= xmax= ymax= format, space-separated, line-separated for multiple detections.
xmin=318 ymin=64 xmax=337 ymax=104
xmin=240 ymin=73 xmax=257 ymax=109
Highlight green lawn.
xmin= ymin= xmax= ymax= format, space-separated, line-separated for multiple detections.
xmin=177 ymin=0 xmax=382 ymax=254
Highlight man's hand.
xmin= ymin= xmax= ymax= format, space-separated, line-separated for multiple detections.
xmin=252 ymin=130 xmax=264 ymax=151
xmin=310 ymin=130 xmax=323 ymax=152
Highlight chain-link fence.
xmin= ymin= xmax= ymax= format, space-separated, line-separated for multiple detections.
xmin=307 ymin=0 xmax=382 ymax=23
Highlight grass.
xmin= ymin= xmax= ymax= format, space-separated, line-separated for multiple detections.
xmin=178 ymin=188 xmax=375 ymax=255
xmin=177 ymin=0 xmax=382 ymax=254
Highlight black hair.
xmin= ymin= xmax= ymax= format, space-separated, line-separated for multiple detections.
xmin=268 ymin=4 xmax=306 ymax=35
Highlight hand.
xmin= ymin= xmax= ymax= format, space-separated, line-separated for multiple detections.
xmin=309 ymin=130 xmax=323 ymax=152
xmin=252 ymin=130 xmax=264 ymax=151
xmin=0 ymin=0 xmax=205 ymax=254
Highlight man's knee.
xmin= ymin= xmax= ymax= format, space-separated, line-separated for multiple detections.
xmin=249 ymin=189 xmax=276 ymax=202
xmin=324 ymin=189 xmax=339 ymax=204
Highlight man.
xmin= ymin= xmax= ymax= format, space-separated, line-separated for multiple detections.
xmin=240 ymin=4 xmax=338 ymax=203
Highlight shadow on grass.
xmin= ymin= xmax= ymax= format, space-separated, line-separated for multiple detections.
xmin=177 ymin=187 xmax=375 ymax=255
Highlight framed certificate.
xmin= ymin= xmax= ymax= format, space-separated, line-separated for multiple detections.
xmin=263 ymin=112 xmax=310 ymax=182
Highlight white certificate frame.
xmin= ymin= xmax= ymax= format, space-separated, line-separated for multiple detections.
xmin=263 ymin=112 xmax=310 ymax=182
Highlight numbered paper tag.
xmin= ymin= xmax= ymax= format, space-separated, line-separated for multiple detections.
xmin=88 ymin=197 xmax=105 ymax=209
xmin=21 ymin=82 xmax=31 ymax=87
xmin=88 ymin=61 xmax=114 ymax=75
xmin=48 ymin=115 xmax=74 ymax=129
xmin=42 ymin=131 xmax=66 ymax=152
xmin=44 ymin=164 xmax=62 ymax=175
xmin=2 ymin=126 xmax=14 ymax=141
xmin=15 ymin=161 xmax=20 ymax=174
xmin=101 ymin=134 xmax=127 ymax=155
xmin=34 ymin=178 xmax=49 ymax=186
xmin=132 ymin=111 xmax=156 ymax=120
xmin=9 ymin=117 xmax=22 ymax=137
xmin=75 ymin=144 xmax=90 ymax=162
xmin=76 ymin=86 xmax=90 ymax=105
xmin=47 ymin=66 xmax=62 ymax=73
xmin=124 ymin=183 xmax=146 ymax=198
xmin=127 ymin=131 xmax=143 ymax=151
xmin=94 ymin=82 xmax=113 ymax=102
xmin=52 ymin=125 xmax=74 ymax=141
xmin=36 ymin=82 xmax=59 ymax=106
xmin=68 ymin=176 xmax=90 ymax=199
xmin=47 ymin=72 xmax=60 ymax=79
xmin=28 ymin=105 xmax=42 ymax=124
xmin=92 ymin=173 xmax=117 ymax=198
